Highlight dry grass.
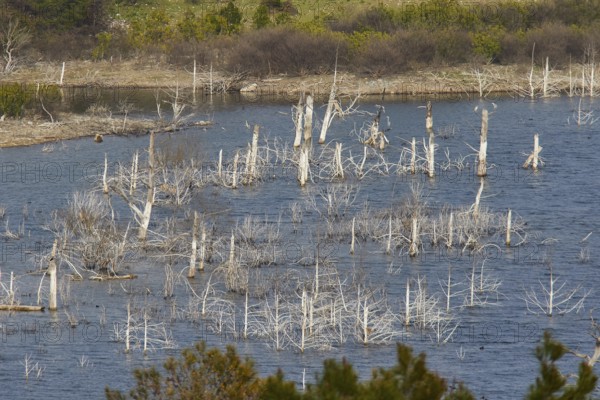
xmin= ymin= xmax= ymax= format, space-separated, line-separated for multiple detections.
xmin=0 ymin=114 xmax=157 ymax=148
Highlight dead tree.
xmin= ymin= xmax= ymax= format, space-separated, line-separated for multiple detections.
xmin=1 ymin=20 xmax=30 ymax=74
xmin=110 ymin=131 xmax=156 ymax=241
xmin=477 ymin=109 xmax=488 ymax=177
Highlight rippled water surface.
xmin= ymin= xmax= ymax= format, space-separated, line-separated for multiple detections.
xmin=0 ymin=92 xmax=598 ymax=399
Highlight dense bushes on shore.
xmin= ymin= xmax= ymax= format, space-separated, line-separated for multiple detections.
xmin=105 ymin=332 xmax=596 ymax=399
xmin=3 ymin=0 xmax=600 ymax=75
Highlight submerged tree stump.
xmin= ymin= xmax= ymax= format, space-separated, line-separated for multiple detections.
xmin=477 ymin=109 xmax=488 ymax=177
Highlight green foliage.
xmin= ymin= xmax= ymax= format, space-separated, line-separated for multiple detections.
xmin=526 ymin=331 xmax=597 ymax=400
xmin=106 ymin=341 xmax=476 ymax=400
xmin=0 ymin=83 xmax=31 ymax=118
xmin=253 ymin=5 xmax=272 ymax=29
xmin=471 ymin=25 xmax=505 ymax=62
xmin=177 ymin=9 xmax=204 ymax=42
xmin=92 ymin=32 xmax=113 ymax=60
xmin=129 ymin=8 xmax=174 ymax=50
xmin=346 ymin=30 xmax=389 ymax=54
xmin=261 ymin=370 xmax=303 ymax=400
xmin=305 ymin=358 xmax=362 ymax=399
xmin=5 ymin=0 xmax=111 ymax=32
xmin=105 ymin=341 xmax=262 ymax=399
xmin=201 ymin=1 xmax=243 ymax=35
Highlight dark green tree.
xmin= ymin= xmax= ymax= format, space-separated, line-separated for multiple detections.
xmin=526 ymin=331 xmax=597 ymax=400
xmin=253 ymin=5 xmax=272 ymax=29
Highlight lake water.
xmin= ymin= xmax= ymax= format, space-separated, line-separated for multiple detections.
xmin=0 ymin=90 xmax=598 ymax=399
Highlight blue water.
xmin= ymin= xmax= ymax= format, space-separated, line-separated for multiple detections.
xmin=0 ymin=92 xmax=598 ymax=399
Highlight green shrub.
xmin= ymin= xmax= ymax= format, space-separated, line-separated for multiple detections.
xmin=106 ymin=333 xmax=597 ymax=400
xmin=471 ymin=25 xmax=506 ymax=63
xmin=92 ymin=32 xmax=113 ymax=60
xmin=253 ymin=5 xmax=272 ymax=29
xmin=0 ymin=83 xmax=31 ymax=118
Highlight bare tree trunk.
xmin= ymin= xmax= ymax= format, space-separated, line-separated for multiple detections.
xmin=334 ymin=142 xmax=344 ymax=179
xmin=298 ymin=148 xmax=309 ymax=187
xmin=138 ymin=131 xmax=155 ymax=240
xmin=410 ymin=137 xmax=416 ymax=174
xmin=477 ymin=109 xmax=488 ymax=177
xmin=130 ymin=151 xmax=138 ymax=196
xmin=427 ymin=134 xmax=435 ymax=178
xmin=103 ymin=153 xmax=109 ymax=195
xmin=386 ymin=215 xmax=392 ymax=255
xmin=319 ymin=63 xmax=338 ymax=144
xmin=199 ymin=225 xmax=206 ymax=272
xmin=248 ymin=124 xmax=260 ymax=181
xmin=293 ymin=94 xmax=304 ymax=148
xmin=192 ymin=59 xmax=197 ymax=95
xmin=217 ymin=149 xmax=223 ymax=180
xmin=188 ymin=211 xmax=199 ymax=278
xmin=303 ymin=95 xmax=313 ymax=146
xmin=232 ymin=152 xmax=239 ymax=189
xmin=523 ymin=133 xmax=542 ymax=171
xmin=473 ymin=179 xmax=484 ymax=219
xmin=350 ymin=216 xmax=355 ymax=255
xmin=426 ymin=100 xmax=433 ymax=132
xmin=362 ymin=301 xmax=369 ymax=345
xmin=405 ymin=278 xmax=411 ymax=326
xmin=506 ymin=209 xmax=512 ymax=247
xmin=447 ymin=212 xmax=454 ymax=249
xmin=409 ymin=218 xmax=418 ymax=257
xmin=48 ymin=240 xmax=58 ymax=311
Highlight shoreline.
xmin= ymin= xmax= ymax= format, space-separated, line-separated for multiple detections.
xmin=0 ymin=60 xmax=582 ymax=148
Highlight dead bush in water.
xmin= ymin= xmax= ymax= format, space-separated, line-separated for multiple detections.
xmin=46 ymin=192 xmax=134 ymax=276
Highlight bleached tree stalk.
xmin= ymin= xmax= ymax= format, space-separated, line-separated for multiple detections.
xmin=229 ymin=231 xmax=235 ymax=265
xmin=130 ymin=151 xmax=138 ymax=196
xmin=473 ymin=179 xmax=484 ymax=219
xmin=298 ymin=148 xmax=309 ymax=187
xmin=523 ymin=133 xmax=542 ymax=170
xmin=506 ymin=209 xmax=512 ymax=246
xmin=409 ymin=218 xmax=418 ymax=257
xmin=125 ymin=302 xmax=131 ymax=352
xmin=275 ymin=293 xmax=280 ymax=350
xmin=410 ymin=137 xmax=416 ymax=174
xmin=446 ymin=267 xmax=452 ymax=312
xmin=243 ymin=290 xmax=249 ymax=339
xmin=249 ymin=124 xmax=260 ymax=180
xmin=363 ymin=301 xmax=369 ymax=345
xmin=447 ymin=212 xmax=454 ymax=248
xmin=218 ymin=149 xmax=223 ymax=179
xmin=334 ymin=142 xmax=344 ymax=178
xmin=386 ymin=216 xmax=392 ymax=254
xmin=192 ymin=59 xmax=197 ymax=95
xmin=232 ymin=152 xmax=239 ymax=189
xmin=319 ymin=62 xmax=338 ymax=144
xmin=477 ymin=109 xmax=488 ymax=177
xmin=143 ymin=311 xmax=148 ymax=354
xmin=138 ymin=131 xmax=155 ymax=240
xmin=405 ymin=279 xmax=411 ymax=326
xmin=60 ymin=62 xmax=65 ymax=85
xmin=314 ymin=255 xmax=319 ymax=300
xmin=48 ymin=240 xmax=58 ymax=311
xmin=301 ymin=289 xmax=307 ymax=352
xmin=426 ymin=100 xmax=433 ymax=132
xmin=350 ymin=216 xmax=355 ymax=255
xmin=542 ymin=57 xmax=549 ymax=98
xmin=303 ymin=95 xmax=313 ymax=146
xmin=427 ymin=134 xmax=435 ymax=178
xmin=103 ymin=154 xmax=109 ymax=195
xmin=293 ymin=94 xmax=304 ymax=148
xmin=198 ymin=225 xmax=206 ymax=271
xmin=188 ymin=211 xmax=198 ymax=278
